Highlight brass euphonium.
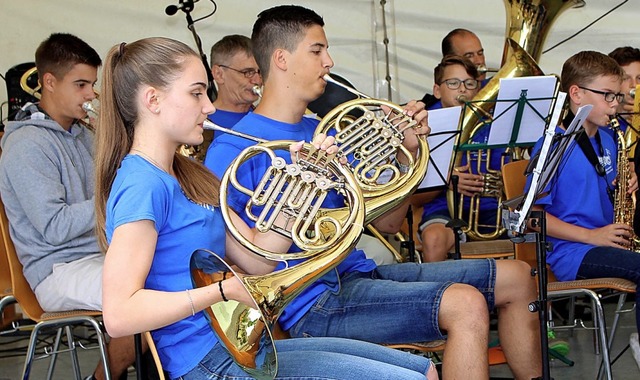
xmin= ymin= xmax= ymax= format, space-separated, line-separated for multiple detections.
xmin=448 ymin=0 xmax=584 ymax=241
xmin=610 ymin=117 xmax=640 ymax=251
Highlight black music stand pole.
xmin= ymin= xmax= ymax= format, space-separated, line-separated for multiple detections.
xmin=525 ymin=210 xmax=552 ymax=380
xmin=401 ymin=205 xmax=417 ymax=262
xmin=446 ymin=175 xmax=467 ymax=260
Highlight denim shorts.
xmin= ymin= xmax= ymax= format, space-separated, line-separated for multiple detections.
xmin=177 ymin=337 xmax=432 ymax=380
xmin=289 ymin=259 xmax=496 ymax=343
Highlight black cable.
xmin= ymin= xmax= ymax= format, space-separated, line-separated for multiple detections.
xmin=542 ymin=0 xmax=628 ymax=55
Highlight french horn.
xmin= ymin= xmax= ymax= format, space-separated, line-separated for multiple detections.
xmin=190 ymin=89 xmax=429 ymax=378
xmin=448 ymin=0 xmax=584 ymax=241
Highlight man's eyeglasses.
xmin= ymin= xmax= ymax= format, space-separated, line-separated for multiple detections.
xmin=218 ymin=65 xmax=260 ymax=78
xmin=578 ymin=86 xmax=625 ymax=103
xmin=440 ymin=78 xmax=479 ymax=90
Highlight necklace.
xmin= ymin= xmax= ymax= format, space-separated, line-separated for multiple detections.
xmin=130 ymin=148 xmax=171 ymax=173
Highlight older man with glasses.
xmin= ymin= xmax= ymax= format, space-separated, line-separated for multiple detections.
xmin=207 ymin=35 xmax=263 ymax=133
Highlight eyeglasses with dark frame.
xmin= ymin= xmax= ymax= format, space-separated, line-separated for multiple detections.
xmin=218 ymin=64 xmax=261 ymax=79
xmin=440 ymin=78 xmax=480 ymax=90
xmin=578 ymin=86 xmax=625 ymax=103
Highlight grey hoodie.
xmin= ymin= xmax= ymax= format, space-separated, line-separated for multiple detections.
xmin=0 ymin=103 xmax=98 ymax=290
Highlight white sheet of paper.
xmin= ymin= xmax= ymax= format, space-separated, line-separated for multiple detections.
xmin=488 ymin=75 xmax=558 ymax=146
xmin=418 ymin=106 xmax=462 ymax=190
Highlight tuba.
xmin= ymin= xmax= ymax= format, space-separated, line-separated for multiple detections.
xmin=448 ymin=0 xmax=584 ymax=241
xmin=191 ymin=97 xmax=429 ymax=378
xmin=610 ymin=117 xmax=640 ymax=251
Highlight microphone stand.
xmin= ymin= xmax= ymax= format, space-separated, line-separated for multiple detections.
xmin=446 ymin=175 xmax=467 ymax=260
xmin=168 ymin=0 xmax=217 ymax=101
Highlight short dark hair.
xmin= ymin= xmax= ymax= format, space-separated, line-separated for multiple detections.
xmin=210 ymin=34 xmax=253 ymax=66
xmin=608 ymin=46 xmax=640 ymax=67
xmin=35 ymin=33 xmax=101 ymax=82
xmin=441 ymin=28 xmax=475 ymax=57
xmin=561 ymin=50 xmax=624 ymax=93
xmin=434 ymin=55 xmax=479 ymax=84
xmin=251 ymin=5 xmax=324 ymax=81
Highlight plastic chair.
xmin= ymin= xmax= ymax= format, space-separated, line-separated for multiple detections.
xmin=502 ymin=159 xmax=636 ymax=380
xmin=0 ymin=198 xmax=111 ymax=379
xmin=142 ymin=331 xmax=166 ymax=380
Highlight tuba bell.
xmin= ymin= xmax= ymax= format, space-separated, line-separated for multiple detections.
xmin=448 ymin=0 xmax=584 ymax=241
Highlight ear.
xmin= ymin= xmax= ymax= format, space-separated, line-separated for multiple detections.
xmin=433 ymin=84 xmax=442 ymax=100
xmin=568 ymin=84 xmax=582 ymax=106
xmin=41 ymin=72 xmax=56 ymax=93
xmin=272 ymin=48 xmax=288 ymax=71
xmin=140 ymin=86 xmax=160 ymax=114
xmin=211 ymin=65 xmax=225 ymax=84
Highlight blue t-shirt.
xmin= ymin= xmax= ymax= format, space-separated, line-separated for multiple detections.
xmin=106 ymin=155 xmax=225 ymax=378
xmin=525 ymin=127 xmax=616 ymax=281
xmin=205 ymin=112 xmax=376 ymax=330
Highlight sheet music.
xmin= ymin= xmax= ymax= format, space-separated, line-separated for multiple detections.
xmin=417 ymin=106 xmax=462 ymax=191
xmin=488 ymin=76 xmax=558 ymax=145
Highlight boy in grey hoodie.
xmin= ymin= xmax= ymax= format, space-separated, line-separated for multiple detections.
xmin=0 ymin=33 xmax=135 ymax=380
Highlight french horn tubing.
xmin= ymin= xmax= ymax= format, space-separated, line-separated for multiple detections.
xmin=317 ymin=74 xmax=430 ymax=221
xmin=20 ymin=67 xmax=41 ymax=100
xmin=190 ymin=79 xmax=430 ymax=377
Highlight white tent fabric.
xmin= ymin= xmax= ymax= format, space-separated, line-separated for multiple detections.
xmin=1 ymin=0 xmax=638 ymax=115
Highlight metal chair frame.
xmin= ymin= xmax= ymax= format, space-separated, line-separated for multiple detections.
xmin=0 ymin=198 xmax=111 ymax=380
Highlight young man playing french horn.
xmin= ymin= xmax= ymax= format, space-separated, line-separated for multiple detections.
xmin=206 ymin=5 xmax=541 ymax=379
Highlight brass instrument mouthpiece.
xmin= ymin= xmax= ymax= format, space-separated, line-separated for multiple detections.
xmin=456 ymin=95 xmax=468 ymax=103
xmin=476 ymin=65 xmax=499 ymax=74
xmin=631 ymin=88 xmax=636 ymax=99
xmin=82 ymin=101 xmax=98 ymax=118
xmin=252 ymin=85 xmax=263 ymax=98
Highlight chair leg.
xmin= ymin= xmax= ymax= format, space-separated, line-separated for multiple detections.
xmin=84 ymin=317 xmax=112 ymax=380
xmin=22 ymin=321 xmax=45 ymax=380
xmin=45 ymin=327 xmax=64 ymax=379
xmin=551 ymin=289 xmax=612 ymax=380
xmin=65 ymin=325 xmax=82 ymax=379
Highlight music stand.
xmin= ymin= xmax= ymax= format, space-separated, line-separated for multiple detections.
xmin=501 ymin=99 xmax=593 ymax=380
xmin=417 ymin=105 xmax=463 ymax=192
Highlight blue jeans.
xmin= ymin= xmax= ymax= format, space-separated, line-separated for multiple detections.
xmin=177 ymin=337 xmax=431 ymax=380
xmin=577 ymin=246 xmax=640 ymax=332
xmin=290 ymin=259 xmax=496 ymax=342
